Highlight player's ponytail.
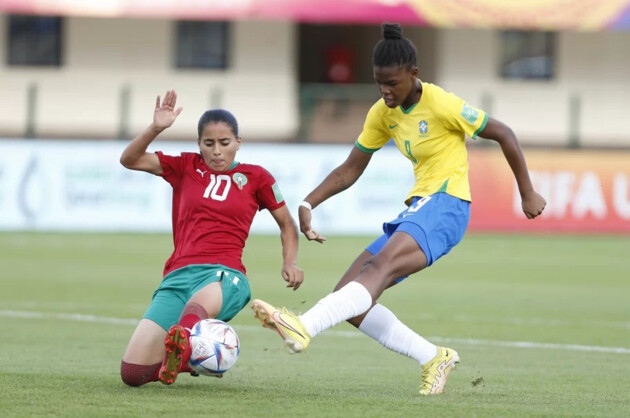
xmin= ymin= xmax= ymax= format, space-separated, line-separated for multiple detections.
xmin=373 ymin=23 xmax=417 ymax=70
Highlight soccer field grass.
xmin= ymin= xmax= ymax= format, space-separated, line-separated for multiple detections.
xmin=1 ymin=232 xmax=629 ymax=417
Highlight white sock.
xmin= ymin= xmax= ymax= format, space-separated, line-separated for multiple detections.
xmin=358 ymin=303 xmax=437 ymax=365
xmin=299 ymin=281 xmax=372 ymax=338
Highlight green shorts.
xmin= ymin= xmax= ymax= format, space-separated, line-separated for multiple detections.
xmin=143 ymin=264 xmax=251 ymax=331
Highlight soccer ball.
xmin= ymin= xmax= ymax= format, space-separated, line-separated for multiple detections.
xmin=188 ymin=319 xmax=240 ymax=375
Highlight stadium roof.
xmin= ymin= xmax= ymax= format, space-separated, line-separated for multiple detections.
xmin=2 ymin=0 xmax=630 ymax=31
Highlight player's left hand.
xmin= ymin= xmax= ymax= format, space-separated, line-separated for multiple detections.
xmin=282 ymin=263 xmax=304 ymax=291
xmin=522 ymin=190 xmax=546 ymax=219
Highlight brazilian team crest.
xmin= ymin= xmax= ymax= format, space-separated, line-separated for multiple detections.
xmin=419 ymin=120 xmax=428 ymax=134
xmin=232 ymin=173 xmax=248 ymax=190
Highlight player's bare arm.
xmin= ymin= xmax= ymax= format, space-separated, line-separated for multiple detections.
xmin=270 ymin=205 xmax=304 ymax=291
xmin=478 ymin=117 xmax=546 ymax=219
xmin=299 ymin=147 xmax=373 ymax=242
xmin=120 ymin=90 xmax=183 ymax=175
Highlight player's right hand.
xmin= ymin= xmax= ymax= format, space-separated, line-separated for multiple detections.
xmin=298 ymin=205 xmax=326 ymax=243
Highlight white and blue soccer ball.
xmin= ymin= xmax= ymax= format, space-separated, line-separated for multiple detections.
xmin=188 ymin=319 xmax=240 ymax=375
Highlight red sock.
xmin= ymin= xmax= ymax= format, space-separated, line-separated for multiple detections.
xmin=178 ymin=302 xmax=208 ymax=330
xmin=121 ymin=361 xmax=160 ymax=386
xmin=177 ymin=302 xmax=209 ymax=370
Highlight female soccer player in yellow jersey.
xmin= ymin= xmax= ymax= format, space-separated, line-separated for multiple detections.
xmin=251 ymin=23 xmax=546 ymax=395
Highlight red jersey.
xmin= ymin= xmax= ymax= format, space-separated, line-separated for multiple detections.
xmin=156 ymin=152 xmax=285 ymax=277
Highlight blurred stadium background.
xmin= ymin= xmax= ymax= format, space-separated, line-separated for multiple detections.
xmin=1 ymin=0 xmax=630 ymax=234
xmin=1 ymin=2 xmax=630 ymax=416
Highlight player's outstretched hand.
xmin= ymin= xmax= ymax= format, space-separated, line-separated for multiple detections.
xmin=298 ymin=205 xmax=326 ymax=243
xmin=522 ymin=190 xmax=546 ymax=219
xmin=153 ymin=90 xmax=183 ymax=131
xmin=282 ymin=263 xmax=304 ymax=291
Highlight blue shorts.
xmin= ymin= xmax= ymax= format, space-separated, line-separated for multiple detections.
xmin=366 ymin=193 xmax=470 ymax=281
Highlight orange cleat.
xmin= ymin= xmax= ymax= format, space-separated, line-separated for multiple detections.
xmin=158 ymin=325 xmax=191 ymax=385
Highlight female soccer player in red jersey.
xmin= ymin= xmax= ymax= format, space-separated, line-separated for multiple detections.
xmin=251 ymin=23 xmax=546 ymax=395
xmin=119 ymin=90 xmax=304 ymax=386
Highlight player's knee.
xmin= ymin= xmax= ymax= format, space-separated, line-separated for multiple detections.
xmin=360 ymin=255 xmax=389 ymax=277
xmin=360 ymin=256 xmax=403 ymax=290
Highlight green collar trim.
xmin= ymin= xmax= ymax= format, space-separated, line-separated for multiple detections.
xmin=399 ymin=79 xmax=422 ymax=114
xmin=399 ymin=101 xmax=419 ymax=114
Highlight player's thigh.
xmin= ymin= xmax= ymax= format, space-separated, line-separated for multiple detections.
xmin=374 ymin=231 xmax=427 ymax=275
xmin=333 ymin=250 xmax=372 ymax=291
xmin=122 ymin=318 xmax=166 ymax=365
xmin=357 ymin=231 xmax=427 ymax=296
xmin=364 ymin=233 xmax=413 ymax=287
xmin=189 ymin=268 xmax=251 ymax=322
xmin=188 ymin=281 xmax=223 ymax=319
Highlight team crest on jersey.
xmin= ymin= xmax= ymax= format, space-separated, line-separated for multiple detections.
xmin=419 ymin=120 xmax=429 ymax=138
xmin=232 ymin=173 xmax=248 ymax=190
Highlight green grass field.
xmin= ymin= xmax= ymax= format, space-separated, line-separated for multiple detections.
xmin=1 ymin=232 xmax=629 ymax=417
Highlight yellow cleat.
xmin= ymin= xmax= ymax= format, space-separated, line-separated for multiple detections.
xmin=251 ymin=299 xmax=311 ymax=353
xmin=419 ymin=346 xmax=460 ymax=395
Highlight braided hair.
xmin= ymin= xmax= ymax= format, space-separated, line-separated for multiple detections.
xmin=372 ymin=23 xmax=417 ymax=70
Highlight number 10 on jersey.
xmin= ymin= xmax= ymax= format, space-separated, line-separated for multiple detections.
xmin=203 ymin=174 xmax=231 ymax=201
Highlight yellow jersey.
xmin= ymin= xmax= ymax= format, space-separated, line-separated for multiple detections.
xmin=356 ymin=81 xmax=487 ymax=204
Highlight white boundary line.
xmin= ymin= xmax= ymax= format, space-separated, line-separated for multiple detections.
xmin=0 ymin=310 xmax=139 ymax=325
xmin=2 ymin=309 xmax=629 ymax=355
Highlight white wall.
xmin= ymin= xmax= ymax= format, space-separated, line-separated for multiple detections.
xmin=1 ymin=15 xmax=629 ymax=147
xmin=435 ymin=29 xmax=630 ymax=147
xmin=560 ymin=31 xmax=630 ymax=147
xmin=0 ymin=17 xmax=298 ymax=141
